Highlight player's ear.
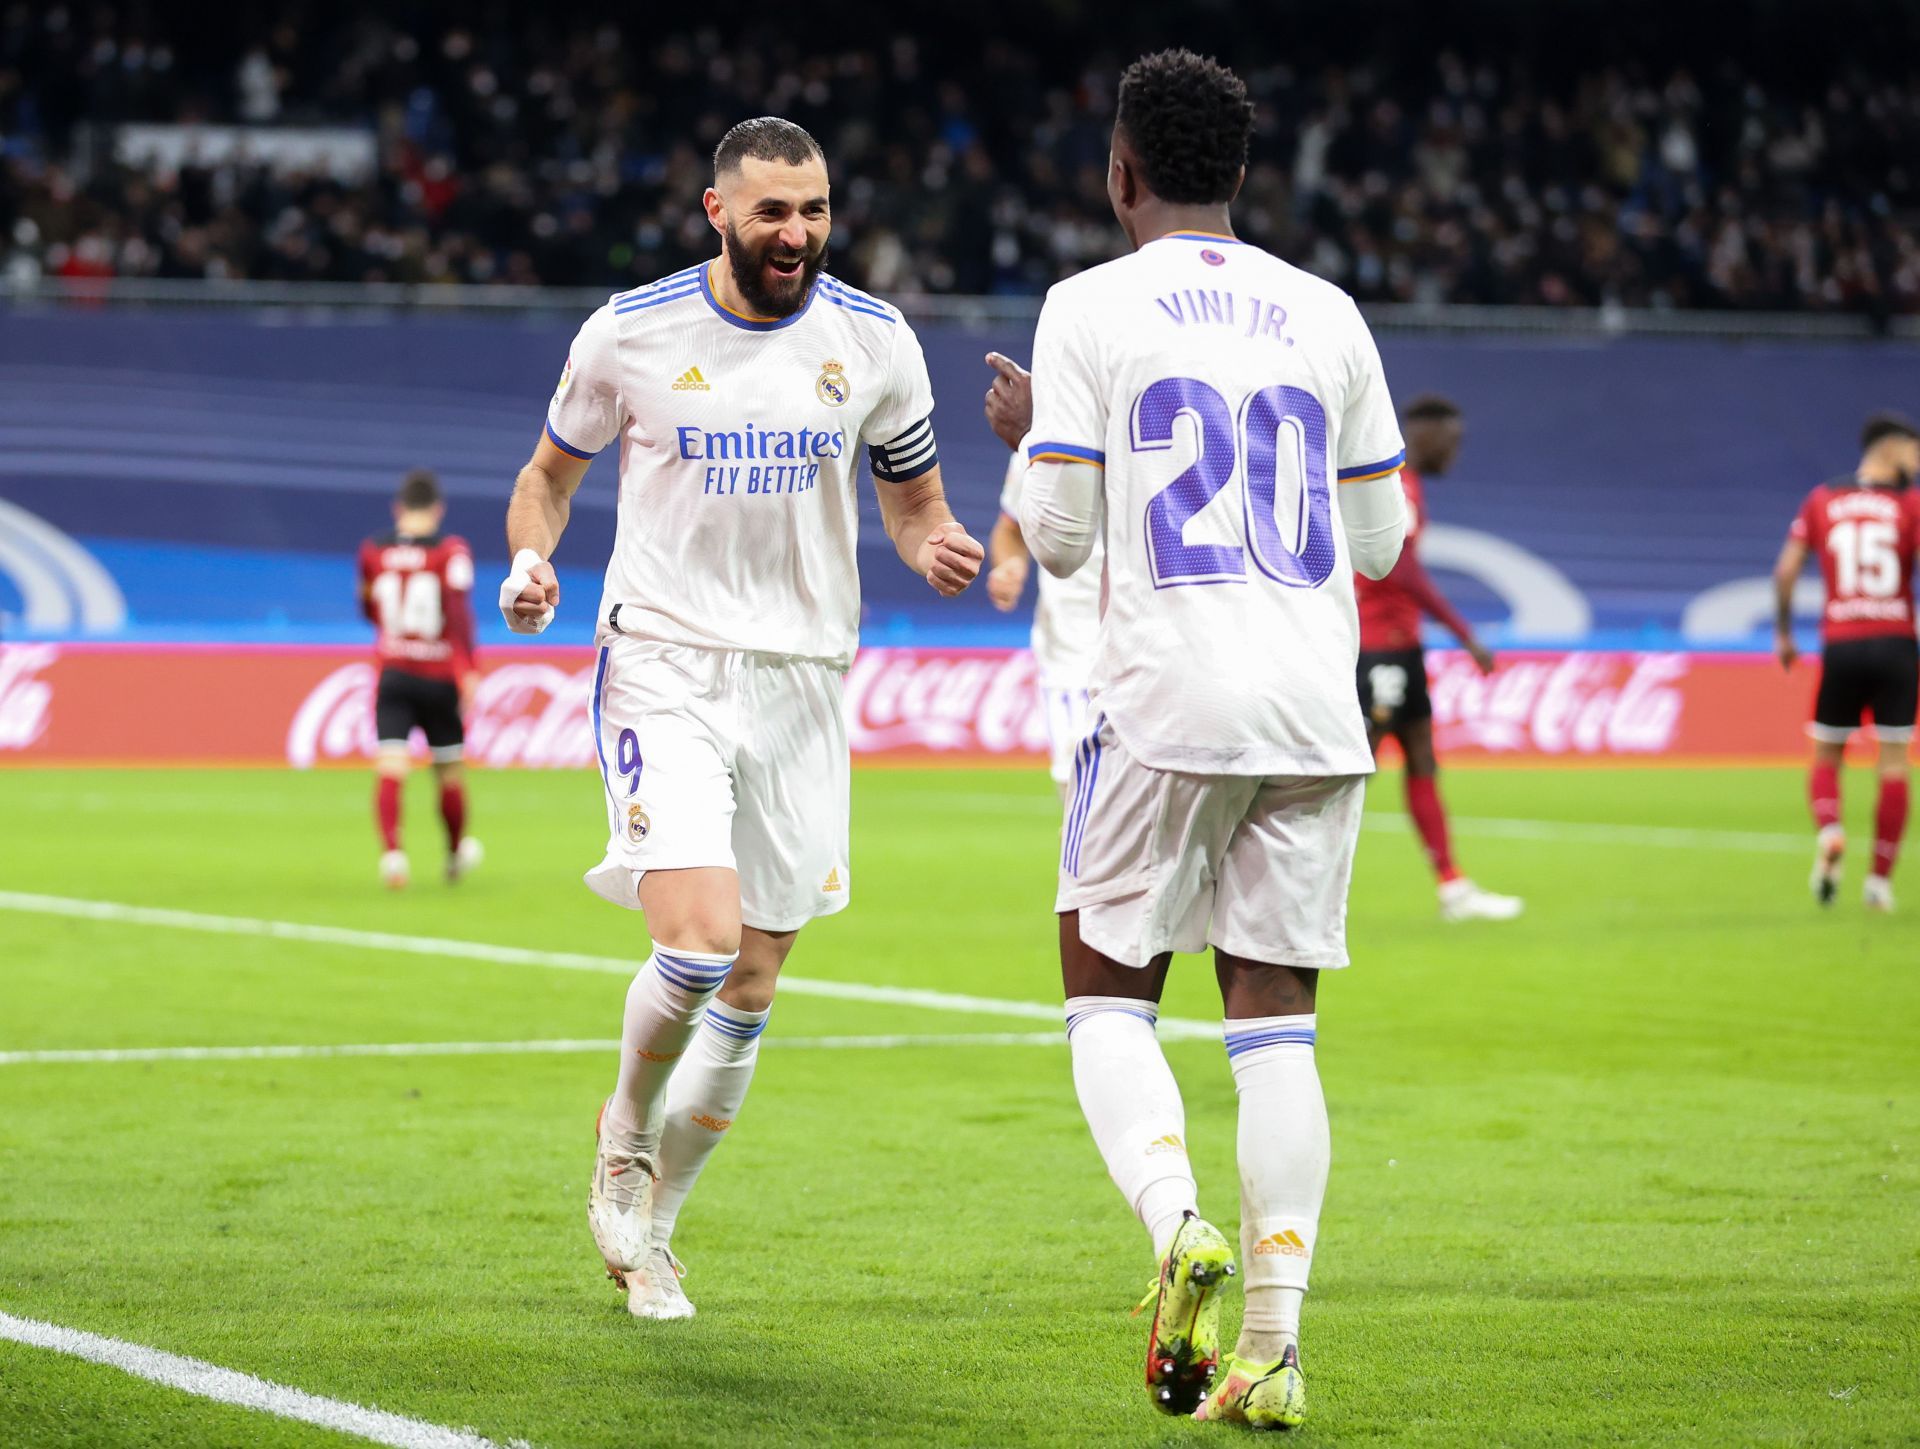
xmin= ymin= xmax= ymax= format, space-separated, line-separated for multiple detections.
xmin=702 ymin=186 xmax=726 ymax=235
xmin=1228 ymin=164 xmax=1246 ymax=204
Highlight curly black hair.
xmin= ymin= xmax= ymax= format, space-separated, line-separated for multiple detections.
xmin=714 ymin=116 xmax=823 ymax=179
xmin=1114 ymin=49 xmax=1253 ymax=206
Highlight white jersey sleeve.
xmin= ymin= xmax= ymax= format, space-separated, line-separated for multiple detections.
xmin=1025 ymin=289 xmax=1108 ymax=470
xmin=860 ymin=317 xmax=939 ymax=482
xmin=545 ymin=305 xmax=625 ymax=460
xmin=1332 ymin=300 xmax=1405 ymax=484
xmin=998 ymin=446 xmax=1023 ymax=517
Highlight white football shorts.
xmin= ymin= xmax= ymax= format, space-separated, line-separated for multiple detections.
xmin=1041 ymin=679 xmax=1093 ymax=788
xmin=1056 ymin=713 xmax=1366 ymax=969
xmin=584 ymin=636 xmax=850 ymax=932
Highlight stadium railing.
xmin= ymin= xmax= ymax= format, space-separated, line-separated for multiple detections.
xmin=3 ymin=276 xmax=1915 ymax=340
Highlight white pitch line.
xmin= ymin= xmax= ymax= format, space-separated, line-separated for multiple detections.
xmin=0 ymin=1309 xmax=523 ymax=1449
xmin=0 ymin=891 xmax=1218 ymax=1041
xmin=0 ymin=1032 xmax=1069 ymax=1067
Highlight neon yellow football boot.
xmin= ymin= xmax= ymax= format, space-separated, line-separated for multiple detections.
xmin=1137 ymin=1212 xmax=1237 ymax=1415
xmin=1195 ymin=1343 xmax=1307 ymax=1430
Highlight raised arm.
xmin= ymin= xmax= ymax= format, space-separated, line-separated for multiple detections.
xmin=983 ymin=350 xmax=1035 ymax=611
xmin=1337 ymin=471 xmax=1407 ymax=582
xmin=499 ymin=306 xmax=622 ymax=634
xmin=1015 ymin=294 xmax=1107 ymax=579
xmin=874 ymin=462 xmax=983 ymax=596
xmin=1018 ymin=458 xmax=1103 ymax=578
xmin=501 ymin=434 xmax=590 ymax=632
xmin=1334 ymin=300 xmax=1409 ymax=581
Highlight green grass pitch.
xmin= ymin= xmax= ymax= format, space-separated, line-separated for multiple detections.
xmin=1 ymin=763 xmax=1915 ymax=1447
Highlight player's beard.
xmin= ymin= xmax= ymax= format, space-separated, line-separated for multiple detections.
xmin=723 ymin=221 xmax=825 ymax=319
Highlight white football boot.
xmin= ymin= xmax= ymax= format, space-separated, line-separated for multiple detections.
xmin=379 ymin=849 xmax=409 ymax=890
xmin=625 ymin=1245 xmax=695 ymax=1320
xmin=588 ymin=1098 xmax=656 ymax=1289
xmin=1810 ymin=825 xmax=1845 ymax=906
xmin=1438 ymin=877 xmax=1524 ymax=922
xmin=1863 ymin=874 xmax=1896 ymax=913
xmin=446 ymin=836 xmax=484 ymax=883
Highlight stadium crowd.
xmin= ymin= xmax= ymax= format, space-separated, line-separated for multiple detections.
xmin=3 ymin=3 xmax=1918 ymax=314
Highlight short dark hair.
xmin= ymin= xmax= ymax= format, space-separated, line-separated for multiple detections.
xmin=1114 ymin=49 xmax=1253 ymax=206
xmin=1404 ymin=394 xmax=1463 ymax=424
xmin=396 ymin=468 xmax=442 ymax=510
xmin=714 ymin=116 xmax=823 ymax=179
xmin=1861 ymin=411 xmax=1919 ymax=451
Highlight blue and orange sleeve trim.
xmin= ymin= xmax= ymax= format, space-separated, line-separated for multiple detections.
xmin=1336 ymin=449 xmax=1404 ymax=484
xmin=545 ymin=419 xmax=596 ymax=460
xmin=1027 ymin=440 xmax=1106 ymax=468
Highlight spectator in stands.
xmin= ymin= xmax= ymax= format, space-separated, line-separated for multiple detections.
xmin=1 ymin=3 xmax=1915 ymax=316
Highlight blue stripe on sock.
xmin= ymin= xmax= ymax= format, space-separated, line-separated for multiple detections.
xmin=1065 ymin=1003 xmax=1158 ymax=1038
xmin=1223 ymin=1028 xmax=1317 ymax=1058
xmin=654 ymin=950 xmax=734 ymax=980
xmin=703 ymin=1008 xmax=767 ymax=1040
xmin=650 ymin=953 xmax=732 ymax=993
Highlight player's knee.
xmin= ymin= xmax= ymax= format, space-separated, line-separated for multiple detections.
xmin=376 ymin=751 xmax=409 ymax=780
xmin=716 ymin=970 xmax=776 ymax=1013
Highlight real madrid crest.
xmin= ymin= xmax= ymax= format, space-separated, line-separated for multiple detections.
xmin=816 ymin=359 xmax=850 ymax=408
xmin=627 ymin=803 xmax=651 ymax=843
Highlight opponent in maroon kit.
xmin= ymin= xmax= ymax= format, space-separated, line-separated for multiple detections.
xmin=356 ymin=469 xmax=483 ymax=888
xmin=1773 ymin=413 xmax=1920 ymax=912
xmin=1354 ymin=395 xmax=1522 ymax=921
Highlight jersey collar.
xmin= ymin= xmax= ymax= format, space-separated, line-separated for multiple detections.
xmin=700 ymin=260 xmax=816 ymax=331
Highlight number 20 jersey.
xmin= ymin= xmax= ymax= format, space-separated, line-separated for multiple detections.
xmin=1787 ymin=479 xmax=1920 ymax=645
xmin=1024 ymin=232 xmax=1406 ymax=777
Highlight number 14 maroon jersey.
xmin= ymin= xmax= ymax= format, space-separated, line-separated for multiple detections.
xmin=357 ymin=532 xmax=477 ymax=682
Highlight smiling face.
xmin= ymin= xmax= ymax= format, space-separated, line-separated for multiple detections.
xmin=704 ymin=154 xmax=831 ymax=318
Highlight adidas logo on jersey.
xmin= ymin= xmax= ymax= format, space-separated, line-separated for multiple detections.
xmin=672 ymin=366 xmax=711 ymax=391
xmin=1253 ymin=1229 xmax=1310 ymax=1258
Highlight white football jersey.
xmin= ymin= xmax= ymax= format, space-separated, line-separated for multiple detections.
xmin=547 ymin=262 xmax=938 ymax=668
xmin=998 ymin=445 xmax=1102 ymax=688
xmin=1024 ymin=231 xmax=1405 ymax=777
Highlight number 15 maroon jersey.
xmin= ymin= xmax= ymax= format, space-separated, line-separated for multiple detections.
xmin=357 ymin=532 xmax=477 ymax=682
xmin=1788 ymin=481 xmax=1920 ymax=646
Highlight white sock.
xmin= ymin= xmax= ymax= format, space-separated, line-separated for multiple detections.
xmin=1065 ymin=996 xmax=1198 ymax=1259
xmin=1227 ymin=1014 xmax=1328 ymax=1360
xmin=604 ymin=946 xmax=737 ymax=1156
xmin=650 ymin=1000 xmax=770 ymax=1247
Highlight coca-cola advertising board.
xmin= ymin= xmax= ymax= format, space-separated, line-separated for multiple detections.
xmin=0 ymin=642 xmax=1825 ymax=767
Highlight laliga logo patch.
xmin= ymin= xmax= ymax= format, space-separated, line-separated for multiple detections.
xmin=816 ymin=359 xmax=850 ymax=407
xmin=627 ymin=803 xmax=651 ymax=843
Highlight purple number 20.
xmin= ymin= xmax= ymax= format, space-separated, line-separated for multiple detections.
xmin=1133 ymin=377 xmax=1334 ymax=590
